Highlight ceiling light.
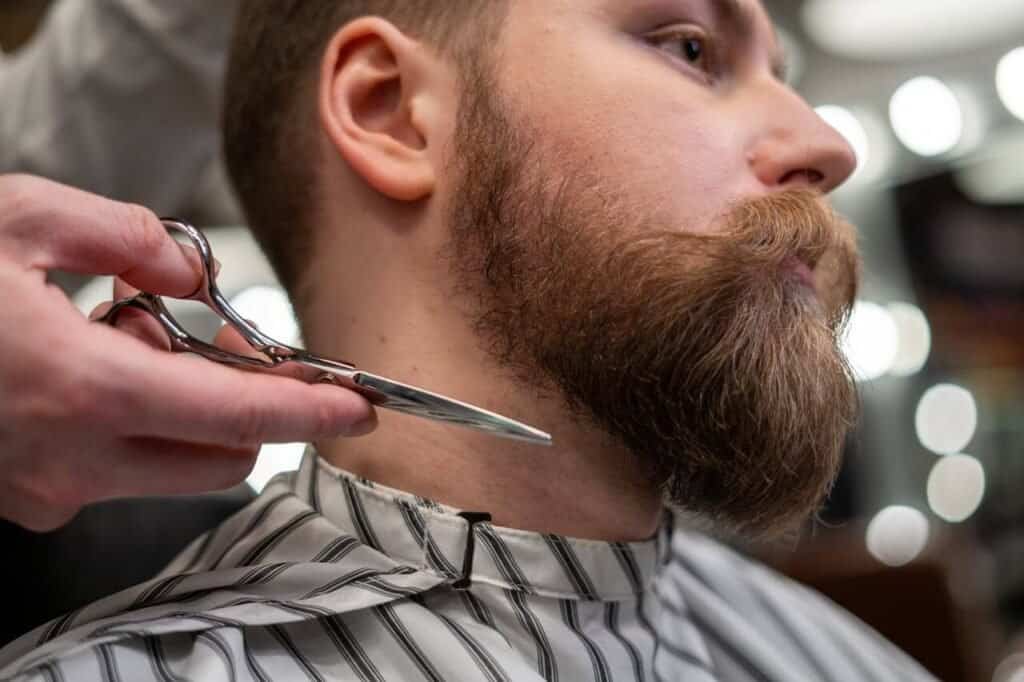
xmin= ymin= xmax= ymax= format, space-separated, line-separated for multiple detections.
xmin=803 ymin=0 xmax=1024 ymax=61
xmin=997 ymin=47 xmax=1024 ymax=122
xmin=886 ymin=302 xmax=931 ymax=377
xmin=927 ymin=454 xmax=986 ymax=523
xmin=841 ymin=301 xmax=899 ymax=381
xmin=889 ymin=77 xmax=963 ymax=157
xmin=915 ymin=384 xmax=978 ymax=455
xmin=955 ymin=128 xmax=1024 ymax=205
xmin=866 ymin=506 xmax=930 ymax=567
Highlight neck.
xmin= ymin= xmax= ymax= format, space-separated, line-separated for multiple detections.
xmin=306 ymin=216 xmax=662 ymax=542
xmin=316 ymin=411 xmax=662 ymax=542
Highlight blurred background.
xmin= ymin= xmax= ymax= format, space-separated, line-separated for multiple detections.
xmin=2 ymin=1 xmax=1023 ymax=679
xmin=760 ymin=3 xmax=1024 ymax=681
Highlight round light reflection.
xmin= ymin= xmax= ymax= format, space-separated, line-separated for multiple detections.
xmin=889 ymin=77 xmax=963 ymax=157
xmin=994 ymin=653 xmax=1024 ymax=682
xmin=229 ymin=286 xmax=301 ymax=347
xmin=247 ymin=442 xmax=306 ymax=493
xmin=927 ymin=454 xmax=986 ymax=523
xmin=866 ymin=506 xmax=930 ymax=567
xmin=915 ymin=384 xmax=978 ymax=455
xmin=886 ymin=302 xmax=931 ymax=376
xmin=816 ymin=105 xmax=869 ymax=176
xmin=997 ymin=47 xmax=1024 ymax=122
xmin=841 ymin=301 xmax=899 ymax=381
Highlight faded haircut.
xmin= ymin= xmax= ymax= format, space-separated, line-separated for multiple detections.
xmin=222 ymin=1 xmax=506 ymax=308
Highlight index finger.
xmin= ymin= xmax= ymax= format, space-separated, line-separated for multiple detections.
xmin=94 ymin=324 xmax=379 ymax=446
xmin=0 ymin=174 xmax=202 ymax=297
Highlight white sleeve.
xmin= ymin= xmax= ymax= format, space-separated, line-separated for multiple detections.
xmin=0 ymin=0 xmax=241 ymax=222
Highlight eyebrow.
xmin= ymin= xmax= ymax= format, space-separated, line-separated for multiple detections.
xmin=708 ymin=0 xmax=790 ymax=82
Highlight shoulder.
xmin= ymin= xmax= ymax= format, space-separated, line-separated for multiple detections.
xmin=664 ymin=527 xmax=937 ymax=681
xmin=2 ymin=597 xmax=541 ymax=682
xmin=0 ymin=501 xmax=447 ymax=680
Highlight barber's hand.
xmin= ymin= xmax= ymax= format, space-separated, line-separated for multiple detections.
xmin=0 ymin=175 xmax=378 ymax=532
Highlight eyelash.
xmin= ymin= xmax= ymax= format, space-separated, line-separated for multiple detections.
xmin=645 ymin=25 xmax=718 ymax=83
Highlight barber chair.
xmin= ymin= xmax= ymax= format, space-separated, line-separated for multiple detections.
xmin=0 ymin=485 xmax=254 ymax=647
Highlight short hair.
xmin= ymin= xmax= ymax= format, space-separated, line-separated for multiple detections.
xmin=223 ymin=2 xmax=506 ymax=308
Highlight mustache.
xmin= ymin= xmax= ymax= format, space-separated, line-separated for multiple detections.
xmin=599 ymin=188 xmax=860 ymax=331
xmin=721 ymin=189 xmax=860 ymax=325
xmin=718 ymin=189 xmax=849 ymax=265
xmin=448 ymin=80 xmax=863 ymax=536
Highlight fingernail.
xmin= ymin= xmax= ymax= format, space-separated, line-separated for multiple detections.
xmin=177 ymin=242 xmax=220 ymax=278
xmin=177 ymin=242 xmax=204 ymax=281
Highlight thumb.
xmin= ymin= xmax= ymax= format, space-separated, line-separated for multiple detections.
xmin=89 ymin=300 xmax=172 ymax=352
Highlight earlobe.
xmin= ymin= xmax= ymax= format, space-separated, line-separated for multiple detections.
xmin=319 ymin=19 xmax=436 ymax=202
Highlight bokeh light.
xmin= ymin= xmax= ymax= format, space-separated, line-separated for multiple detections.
xmin=915 ymin=384 xmax=978 ymax=455
xmin=889 ymin=76 xmax=964 ymax=156
xmin=927 ymin=454 xmax=986 ymax=523
xmin=866 ymin=506 xmax=930 ymax=567
xmin=247 ymin=442 xmax=306 ymax=493
xmin=841 ymin=301 xmax=899 ymax=381
xmin=802 ymin=0 xmax=1024 ymax=61
xmin=994 ymin=653 xmax=1024 ymax=682
xmin=886 ymin=302 xmax=932 ymax=376
xmin=229 ymin=286 xmax=301 ymax=347
xmin=997 ymin=47 xmax=1024 ymax=122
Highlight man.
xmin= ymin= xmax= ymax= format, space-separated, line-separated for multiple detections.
xmin=1 ymin=0 xmax=241 ymax=224
xmin=0 ymin=0 xmax=936 ymax=680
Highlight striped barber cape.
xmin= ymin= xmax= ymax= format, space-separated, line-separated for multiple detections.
xmin=0 ymin=450 xmax=936 ymax=681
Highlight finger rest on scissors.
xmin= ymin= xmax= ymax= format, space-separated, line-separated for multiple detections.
xmin=90 ymin=298 xmax=172 ymax=351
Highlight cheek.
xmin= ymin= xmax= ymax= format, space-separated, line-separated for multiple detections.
xmin=501 ymin=27 xmax=747 ymax=232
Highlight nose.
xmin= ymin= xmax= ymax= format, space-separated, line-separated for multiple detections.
xmin=746 ymin=83 xmax=858 ymax=194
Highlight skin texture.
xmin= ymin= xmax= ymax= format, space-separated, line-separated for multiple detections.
xmin=298 ymin=0 xmax=860 ymax=542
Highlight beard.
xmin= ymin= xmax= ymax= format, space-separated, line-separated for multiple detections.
xmin=444 ymin=66 xmax=861 ymax=538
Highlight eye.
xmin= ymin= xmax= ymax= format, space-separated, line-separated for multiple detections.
xmin=646 ymin=26 xmax=716 ymax=76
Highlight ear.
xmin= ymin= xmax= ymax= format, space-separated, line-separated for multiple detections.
xmin=319 ymin=18 xmax=439 ymax=202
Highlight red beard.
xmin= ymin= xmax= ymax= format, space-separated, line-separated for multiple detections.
xmin=447 ymin=65 xmax=860 ymax=538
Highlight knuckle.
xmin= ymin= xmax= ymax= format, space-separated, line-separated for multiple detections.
xmin=8 ymin=469 xmax=84 ymax=529
xmin=0 ymin=174 xmax=42 ymax=214
xmin=14 ymin=507 xmax=76 ymax=533
xmin=9 ymin=348 xmax=114 ymax=429
xmin=0 ymin=175 xmax=47 ymax=246
xmin=15 ymin=385 xmax=84 ymax=427
xmin=118 ymin=203 xmax=166 ymax=261
xmin=59 ymin=371 xmax=109 ymax=424
xmin=35 ymin=375 xmax=119 ymax=438
xmin=30 ymin=502 xmax=83 ymax=531
xmin=34 ymin=503 xmax=82 ymax=532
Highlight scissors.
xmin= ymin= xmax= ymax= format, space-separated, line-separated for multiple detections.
xmin=97 ymin=219 xmax=552 ymax=446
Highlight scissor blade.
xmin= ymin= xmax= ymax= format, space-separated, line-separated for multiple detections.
xmin=351 ymin=371 xmax=552 ymax=446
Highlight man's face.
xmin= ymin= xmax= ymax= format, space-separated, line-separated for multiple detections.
xmin=443 ymin=0 xmax=861 ymax=536
xmin=481 ymin=0 xmax=856 ymax=237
